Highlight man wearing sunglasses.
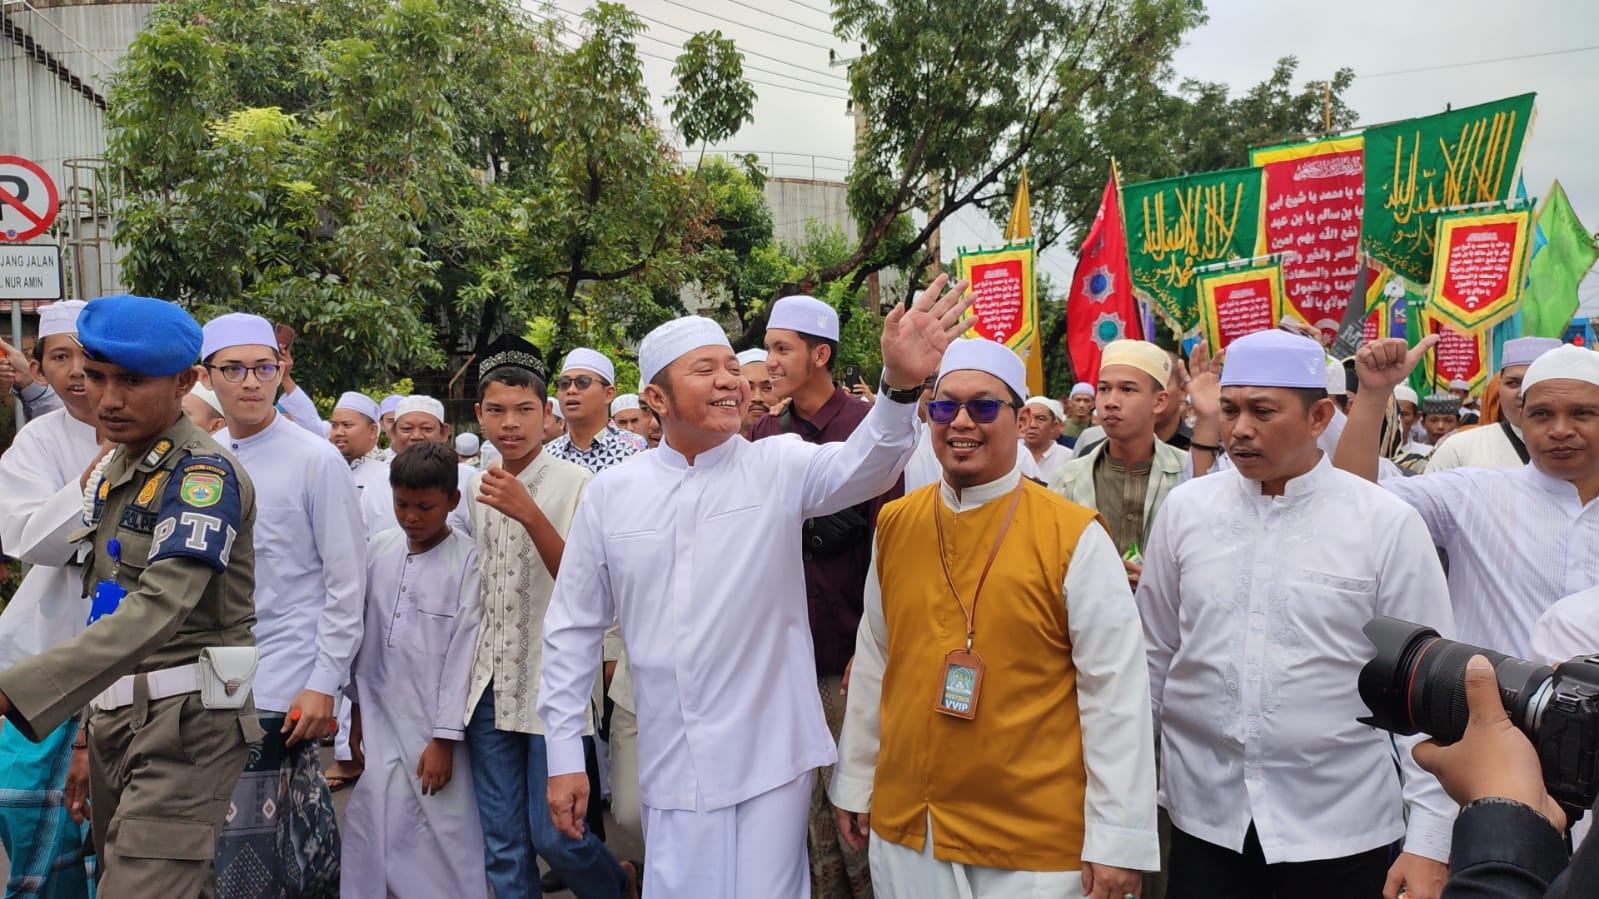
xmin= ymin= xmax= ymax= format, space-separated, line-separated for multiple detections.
xmin=200 ymin=312 xmax=366 ymax=896
xmin=832 ymin=337 xmax=1158 ymax=899
xmin=750 ymin=294 xmax=899 ymax=899
xmin=547 ymin=348 xmax=647 ymax=474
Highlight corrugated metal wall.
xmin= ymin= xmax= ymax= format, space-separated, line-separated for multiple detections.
xmin=1 ymin=0 xmax=153 ymax=301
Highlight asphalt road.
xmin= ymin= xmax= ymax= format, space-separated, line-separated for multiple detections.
xmin=0 ymin=746 xmax=646 ymax=898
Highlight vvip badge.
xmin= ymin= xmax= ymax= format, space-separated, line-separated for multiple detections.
xmin=934 ymin=648 xmax=985 ymax=720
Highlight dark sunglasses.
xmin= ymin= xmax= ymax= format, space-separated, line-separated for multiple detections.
xmin=926 ymin=398 xmax=1017 ymax=424
xmin=556 ymin=375 xmax=606 ymax=391
xmin=205 ymin=363 xmax=281 ymax=383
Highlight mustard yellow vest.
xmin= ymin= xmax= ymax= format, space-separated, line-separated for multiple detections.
xmin=871 ymin=479 xmax=1100 ymax=871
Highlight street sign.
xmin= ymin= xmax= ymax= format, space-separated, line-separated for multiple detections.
xmin=0 ymin=156 xmax=60 ymax=242
xmin=0 ymin=244 xmax=63 ymax=300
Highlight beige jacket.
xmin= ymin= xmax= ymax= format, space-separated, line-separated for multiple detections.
xmin=1047 ymin=437 xmax=1187 ymax=551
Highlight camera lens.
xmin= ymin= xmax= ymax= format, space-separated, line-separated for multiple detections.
xmin=1358 ymin=616 xmax=1553 ymax=743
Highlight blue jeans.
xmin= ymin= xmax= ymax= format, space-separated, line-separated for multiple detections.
xmin=466 ymin=686 xmax=627 ymax=899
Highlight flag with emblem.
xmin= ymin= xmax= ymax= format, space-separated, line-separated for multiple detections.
xmin=1067 ymin=163 xmax=1142 ymax=384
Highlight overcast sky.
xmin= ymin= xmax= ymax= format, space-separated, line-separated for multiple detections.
xmin=542 ymin=0 xmax=1599 ymax=315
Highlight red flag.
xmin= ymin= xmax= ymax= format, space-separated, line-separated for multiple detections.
xmin=1067 ymin=165 xmax=1141 ymax=385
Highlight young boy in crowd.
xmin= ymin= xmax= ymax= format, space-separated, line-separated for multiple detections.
xmin=341 ymin=441 xmax=487 ymax=899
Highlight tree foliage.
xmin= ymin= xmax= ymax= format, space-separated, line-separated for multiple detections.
xmin=106 ymin=0 xmax=758 ymax=393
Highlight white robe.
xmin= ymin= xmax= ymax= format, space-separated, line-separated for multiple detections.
xmin=538 ymin=393 xmax=922 ymax=899
xmin=351 ymin=456 xmax=395 ymax=538
xmin=341 ymin=528 xmax=487 ymax=899
xmin=1422 ymin=422 xmax=1525 ymax=472
xmin=0 ymin=409 xmax=101 ymax=669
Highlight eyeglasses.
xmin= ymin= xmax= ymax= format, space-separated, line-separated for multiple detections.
xmin=556 ymin=375 xmax=606 ymax=391
xmin=205 ymin=363 xmax=281 ymax=383
xmin=926 ymin=398 xmax=1017 ymax=424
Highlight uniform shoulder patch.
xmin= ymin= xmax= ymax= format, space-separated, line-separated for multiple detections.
xmin=149 ymin=452 xmax=245 ymax=574
xmin=180 ymin=471 xmax=224 ymax=508
xmin=142 ymin=438 xmax=175 ymax=469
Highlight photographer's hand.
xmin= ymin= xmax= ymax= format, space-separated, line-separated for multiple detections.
xmin=1412 ymin=655 xmax=1567 ymax=832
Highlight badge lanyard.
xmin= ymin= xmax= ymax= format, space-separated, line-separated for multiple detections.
xmin=929 ymin=483 xmax=1023 ymax=719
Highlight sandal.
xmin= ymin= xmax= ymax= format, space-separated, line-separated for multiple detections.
xmin=323 ymin=761 xmax=363 ymax=792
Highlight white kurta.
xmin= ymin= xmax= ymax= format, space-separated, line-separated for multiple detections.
xmin=341 ymin=529 xmax=487 ymax=899
xmin=0 ymin=409 xmax=101 ymax=669
xmin=1422 ymin=423 xmax=1525 ymax=472
xmin=832 ymin=464 xmax=1160 ymax=884
xmin=1530 ymin=586 xmax=1599 ymax=665
xmin=276 ymin=384 xmax=327 ymax=437
xmin=538 ymin=394 xmax=919 ymax=826
xmin=1138 ymin=455 xmax=1458 ymax=865
xmin=1381 ymin=465 xmax=1599 ymax=656
xmin=218 ymin=413 xmax=367 ymax=711
xmin=351 ymin=456 xmax=394 ymax=538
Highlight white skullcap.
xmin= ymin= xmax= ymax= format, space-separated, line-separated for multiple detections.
xmin=188 ymin=382 xmax=222 ymax=416
xmin=1326 ymin=361 xmax=1348 ymax=396
xmin=561 ymin=347 xmax=615 ymax=384
xmin=1522 ymin=345 xmax=1599 ymax=396
xmin=454 ymin=432 xmax=481 ymax=456
xmin=1101 ymin=340 xmax=1172 ymax=388
xmin=379 ymin=394 xmax=402 ymax=416
xmin=767 ymin=295 xmax=839 ymax=342
xmin=201 ymin=312 xmax=277 ymax=360
xmin=334 ymin=391 xmax=379 ymax=422
xmin=1394 ymin=385 xmax=1419 ymax=407
xmin=551 ymin=399 xmax=565 ymax=420
xmin=1024 ymin=396 xmax=1066 ymax=422
xmin=639 ymin=316 xmax=732 ymax=387
xmin=1069 ymin=382 xmax=1095 ymax=398
xmin=936 ymin=338 xmax=1027 ymax=400
xmin=736 ymin=348 xmax=768 ymax=367
xmin=1448 ymin=378 xmax=1471 ymax=392
xmin=37 ymin=300 xmax=86 ymax=338
xmin=611 ymin=393 xmax=640 ymax=415
xmin=1219 ymin=330 xmax=1326 ymax=389
xmin=1501 ymin=337 xmax=1561 ymax=371
xmin=395 ymin=395 xmax=445 ymax=424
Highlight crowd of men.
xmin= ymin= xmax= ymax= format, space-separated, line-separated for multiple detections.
xmin=0 ymin=288 xmax=1595 ymax=899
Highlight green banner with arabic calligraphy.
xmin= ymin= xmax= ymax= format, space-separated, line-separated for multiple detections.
xmin=1122 ymin=167 xmax=1265 ymax=333
xmin=1362 ymin=93 xmax=1535 ymax=283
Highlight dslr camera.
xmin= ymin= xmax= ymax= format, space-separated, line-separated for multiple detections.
xmin=1358 ymin=616 xmax=1599 ymax=811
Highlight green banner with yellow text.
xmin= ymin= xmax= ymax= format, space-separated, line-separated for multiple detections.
xmin=1362 ymin=93 xmax=1535 ymax=283
xmin=1122 ymin=167 xmax=1265 ymax=334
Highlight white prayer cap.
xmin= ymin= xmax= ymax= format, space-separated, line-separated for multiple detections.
xmin=936 ymin=338 xmax=1027 ymax=400
xmin=1394 ymin=385 xmax=1419 ymax=407
xmin=551 ymin=399 xmax=564 ymax=419
xmin=1219 ymin=330 xmax=1326 ymax=389
xmin=767 ymin=295 xmax=839 ymax=342
xmin=1501 ymin=337 xmax=1562 ymax=371
xmin=1100 ymin=340 xmax=1172 ymax=388
xmin=736 ymin=348 xmax=768 ymax=367
xmin=455 ymin=432 xmax=481 ymax=456
xmin=1326 ymin=360 xmax=1348 ymax=396
xmin=188 ymin=382 xmax=222 ymax=416
xmin=560 ymin=347 xmax=615 ymax=384
xmin=395 ymin=395 xmax=446 ymax=423
xmin=379 ymin=394 xmax=402 ymax=416
xmin=1069 ymin=382 xmax=1095 ymax=398
xmin=1448 ymin=378 xmax=1471 ymax=392
xmin=639 ymin=316 xmax=732 ymax=387
xmin=1522 ymin=345 xmax=1599 ymax=396
xmin=334 ymin=391 xmax=379 ymax=422
xmin=200 ymin=312 xmax=277 ymax=360
xmin=37 ymin=300 xmax=87 ymax=338
xmin=1024 ymin=396 xmax=1066 ymax=422
xmin=611 ymin=393 xmax=640 ymax=415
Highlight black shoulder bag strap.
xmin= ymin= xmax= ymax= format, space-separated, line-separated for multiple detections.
xmin=1500 ymin=420 xmax=1531 ymax=464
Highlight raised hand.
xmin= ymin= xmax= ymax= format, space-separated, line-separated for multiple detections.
xmin=879 ymin=274 xmax=974 ymax=390
xmin=1186 ymin=344 xmax=1225 ymax=420
xmin=1355 ymin=335 xmax=1438 ymax=393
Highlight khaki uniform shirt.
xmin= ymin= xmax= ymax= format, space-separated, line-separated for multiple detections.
xmin=0 ymin=416 xmax=257 ymax=740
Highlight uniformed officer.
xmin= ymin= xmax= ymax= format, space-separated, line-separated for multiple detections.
xmin=0 ymin=293 xmax=262 ymax=898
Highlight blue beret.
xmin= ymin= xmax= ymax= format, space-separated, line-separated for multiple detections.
xmin=77 ymin=295 xmax=203 ymax=377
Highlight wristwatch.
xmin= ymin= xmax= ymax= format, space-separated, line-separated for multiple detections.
xmin=877 ymin=375 xmax=924 ymax=405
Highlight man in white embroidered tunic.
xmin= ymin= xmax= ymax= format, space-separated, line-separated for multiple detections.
xmin=538 ymin=275 xmax=974 ymax=899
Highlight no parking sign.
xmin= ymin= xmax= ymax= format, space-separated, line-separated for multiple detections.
xmin=0 ymin=156 xmax=60 ymax=242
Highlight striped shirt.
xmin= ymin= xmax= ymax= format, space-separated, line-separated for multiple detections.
xmin=1382 ymin=465 xmax=1599 ymax=656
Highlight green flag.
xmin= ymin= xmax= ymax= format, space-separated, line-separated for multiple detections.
xmin=1122 ymin=167 xmax=1264 ymax=333
xmin=1521 ymin=181 xmax=1599 ymax=338
xmin=1399 ymin=276 xmax=1433 ymax=396
xmin=1363 ymin=93 xmax=1536 ymax=283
